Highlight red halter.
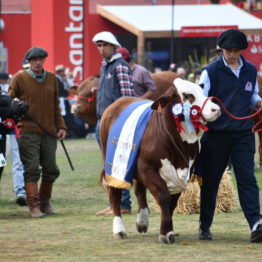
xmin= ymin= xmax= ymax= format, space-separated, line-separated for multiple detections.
xmin=77 ymin=95 xmax=96 ymax=102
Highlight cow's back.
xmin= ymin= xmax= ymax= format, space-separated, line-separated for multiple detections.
xmin=149 ymin=71 xmax=177 ymax=100
xmin=100 ymin=97 xmax=142 ymax=159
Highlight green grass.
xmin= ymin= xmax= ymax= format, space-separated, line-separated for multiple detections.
xmin=0 ymin=138 xmax=262 ymax=262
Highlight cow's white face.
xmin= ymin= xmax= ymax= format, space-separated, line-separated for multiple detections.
xmin=174 ymin=78 xmax=220 ymax=122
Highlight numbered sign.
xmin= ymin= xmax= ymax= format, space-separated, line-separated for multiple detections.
xmin=0 ymin=153 xmax=7 ymax=167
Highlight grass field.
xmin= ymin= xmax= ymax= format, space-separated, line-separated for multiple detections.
xmin=0 ymin=138 xmax=262 ymax=262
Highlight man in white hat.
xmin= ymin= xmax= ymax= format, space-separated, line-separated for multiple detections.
xmin=92 ymin=31 xmax=135 ymax=216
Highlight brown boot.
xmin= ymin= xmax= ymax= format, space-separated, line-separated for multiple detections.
xmin=25 ymin=182 xmax=44 ymax=218
xmin=39 ymin=181 xmax=57 ymax=215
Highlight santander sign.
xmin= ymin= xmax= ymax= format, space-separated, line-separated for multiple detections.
xmin=65 ymin=0 xmax=84 ymax=82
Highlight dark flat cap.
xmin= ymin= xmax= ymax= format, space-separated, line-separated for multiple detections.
xmin=217 ymin=29 xmax=248 ymax=50
xmin=0 ymin=72 xmax=9 ymax=80
xmin=24 ymin=46 xmax=48 ymax=60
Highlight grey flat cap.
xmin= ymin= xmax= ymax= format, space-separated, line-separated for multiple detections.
xmin=25 ymin=46 xmax=48 ymax=60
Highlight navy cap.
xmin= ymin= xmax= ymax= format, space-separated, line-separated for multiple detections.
xmin=217 ymin=29 xmax=248 ymax=50
xmin=0 ymin=72 xmax=9 ymax=80
xmin=24 ymin=46 xmax=48 ymax=60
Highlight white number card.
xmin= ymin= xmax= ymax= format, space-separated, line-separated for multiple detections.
xmin=0 ymin=153 xmax=7 ymax=167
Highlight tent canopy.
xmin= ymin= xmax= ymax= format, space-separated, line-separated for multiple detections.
xmin=97 ymin=3 xmax=262 ymax=63
xmin=97 ymin=4 xmax=262 ymax=37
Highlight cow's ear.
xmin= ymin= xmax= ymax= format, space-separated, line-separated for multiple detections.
xmin=199 ymin=83 xmax=204 ymax=89
xmin=151 ymin=96 xmax=171 ymax=112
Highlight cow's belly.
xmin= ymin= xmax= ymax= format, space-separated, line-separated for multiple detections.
xmin=159 ymin=158 xmax=194 ymax=195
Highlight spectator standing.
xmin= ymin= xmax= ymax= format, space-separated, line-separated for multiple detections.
xmin=55 ymin=65 xmax=75 ymax=138
xmin=117 ymin=47 xmax=157 ymax=99
xmin=0 ymin=72 xmax=27 ymax=206
xmin=176 ymin=67 xmax=186 ymax=79
xmin=92 ymin=31 xmax=135 ymax=216
xmin=9 ymin=47 xmax=67 ymax=218
xmin=197 ymin=29 xmax=262 ymax=242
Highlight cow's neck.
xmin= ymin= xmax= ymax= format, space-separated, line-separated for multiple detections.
xmin=179 ymin=122 xmax=203 ymax=144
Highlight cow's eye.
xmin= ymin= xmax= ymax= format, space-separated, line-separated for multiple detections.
xmin=182 ymin=93 xmax=195 ymax=103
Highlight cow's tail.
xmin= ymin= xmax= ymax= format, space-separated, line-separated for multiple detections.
xmin=98 ymin=168 xmax=108 ymax=192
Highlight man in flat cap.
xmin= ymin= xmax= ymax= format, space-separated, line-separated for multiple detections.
xmin=196 ymin=29 xmax=262 ymax=242
xmin=92 ymin=31 xmax=135 ymax=216
xmin=9 ymin=46 xmax=67 ymax=218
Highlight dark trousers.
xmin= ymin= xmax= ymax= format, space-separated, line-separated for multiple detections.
xmin=198 ymin=130 xmax=262 ymax=230
xmin=18 ymin=132 xmax=60 ymax=183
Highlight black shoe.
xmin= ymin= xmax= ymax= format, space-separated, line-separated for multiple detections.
xmin=199 ymin=228 xmax=212 ymax=240
xmin=16 ymin=195 xmax=27 ymax=206
xmin=251 ymin=224 xmax=262 ymax=243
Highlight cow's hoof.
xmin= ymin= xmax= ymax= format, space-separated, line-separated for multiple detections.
xmin=136 ymin=208 xmax=149 ymax=233
xmin=136 ymin=222 xmax=148 ymax=233
xmin=113 ymin=216 xmax=127 ymax=239
xmin=158 ymin=231 xmax=175 ymax=244
xmin=114 ymin=232 xmax=127 ymax=239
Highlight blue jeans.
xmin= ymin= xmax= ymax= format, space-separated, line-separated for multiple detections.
xmin=96 ymin=120 xmax=132 ymax=210
xmin=8 ymin=134 xmax=26 ymax=197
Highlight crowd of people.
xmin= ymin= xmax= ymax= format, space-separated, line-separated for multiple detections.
xmin=0 ymin=28 xmax=261 ymax=242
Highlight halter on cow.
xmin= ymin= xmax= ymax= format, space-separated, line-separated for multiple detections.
xmin=99 ymin=78 xmax=221 ymax=244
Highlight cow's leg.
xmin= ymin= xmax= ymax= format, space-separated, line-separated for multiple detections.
xmin=134 ymin=180 xmax=149 ymax=233
xmin=169 ymin=193 xmax=181 ymax=216
xmin=109 ymin=187 xmax=127 ymax=239
xmin=146 ymin=181 xmax=175 ymax=244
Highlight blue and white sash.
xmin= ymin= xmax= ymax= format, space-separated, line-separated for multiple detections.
xmin=105 ymin=100 xmax=153 ymax=189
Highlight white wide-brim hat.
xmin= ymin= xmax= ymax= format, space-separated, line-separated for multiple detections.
xmin=92 ymin=31 xmax=121 ymax=48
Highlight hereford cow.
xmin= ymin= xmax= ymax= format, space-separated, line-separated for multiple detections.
xmin=99 ymin=78 xmax=221 ymax=244
xmin=71 ymin=71 xmax=177 ymax=125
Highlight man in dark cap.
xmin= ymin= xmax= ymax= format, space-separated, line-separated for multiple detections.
xmin=9 ymin=46 xmax=67 ymax=218
xmin=24 ymin=46 xmax=48 ymax=61
xmin=196 ymin=29 xmax=262 ymax=243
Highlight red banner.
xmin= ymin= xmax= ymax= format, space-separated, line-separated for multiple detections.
xmin=180 ymin=26 xmax=238 ymax=38
xmin=242 ymin=33 xmax=262 ymax=71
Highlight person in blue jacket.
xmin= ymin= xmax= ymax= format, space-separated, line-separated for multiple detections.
xmin=92 ymin=31 xmax=135 ymax=216
xmin=197 ymin=29 xmax=262 ymax=243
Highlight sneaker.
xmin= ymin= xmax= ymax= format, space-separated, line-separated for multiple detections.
xmin=250 ymin=224 xmax=262 ymax=243
xmin=199 ymin=228 xmax=212 ymax=240
xmin=16 ymin=195 xmax=27 ymax=206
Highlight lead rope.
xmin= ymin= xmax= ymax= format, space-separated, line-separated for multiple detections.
xmin=200 ymin=96 xmax=262 ymax=132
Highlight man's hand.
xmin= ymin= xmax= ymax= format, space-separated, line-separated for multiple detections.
xmin=57 ymin=129 xmax=67 ymax=140
xmin=256 ymin=100 xmax=262 ymax=109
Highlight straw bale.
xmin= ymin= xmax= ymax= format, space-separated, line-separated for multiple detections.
xmin=153 ymin=172 xmax=236 ymax=214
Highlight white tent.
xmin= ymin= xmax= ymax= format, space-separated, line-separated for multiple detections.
xmin=97 ymin=4 xmax=262 ymax=63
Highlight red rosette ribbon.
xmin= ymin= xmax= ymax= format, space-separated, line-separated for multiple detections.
xmin=190 ymin=105 xmax=208 ymax=134
xmin=3 ymin=118 xmax=16 ymax=129
xmin=172 ymin=103 xmax=184 ymax=133
xmin=173 ymin=115 xmax=184 ymax=133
